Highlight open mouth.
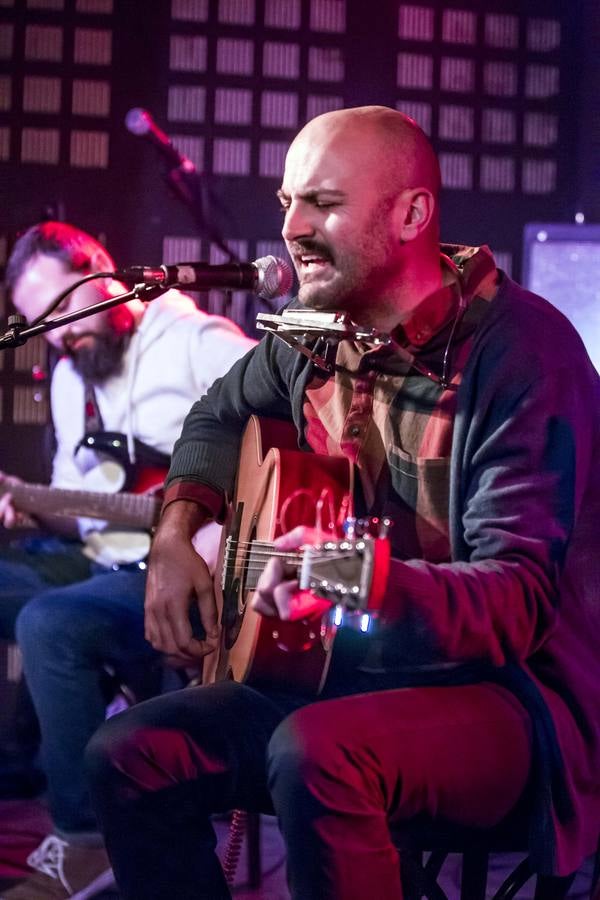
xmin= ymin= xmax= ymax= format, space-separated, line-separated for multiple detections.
xmin=297 ymin=253 xmax=333 ymax=275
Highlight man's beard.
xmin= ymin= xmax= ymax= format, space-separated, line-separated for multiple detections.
xmin=64 ymin=331 xmax=129 ymax=383
xmin=293 ymin=244 xmax=396 ymax=323
xmin=290 ymin=198 xmax=398 ymax=319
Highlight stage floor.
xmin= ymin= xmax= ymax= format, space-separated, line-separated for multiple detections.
xmin=0 ymin=797 xmax=595 ymax=898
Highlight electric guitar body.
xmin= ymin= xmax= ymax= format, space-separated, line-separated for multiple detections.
xmin=0 ymin=431 xmax=168 ymax=531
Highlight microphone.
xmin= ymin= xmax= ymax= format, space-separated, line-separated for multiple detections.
xmin=115 ymin=255 xmax=294 ymax=302
xmin=125 ymin=107 xmax=194 ymax=172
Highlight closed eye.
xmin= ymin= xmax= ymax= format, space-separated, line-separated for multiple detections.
xmin=276 ymin=189 xmax=346 ymax=212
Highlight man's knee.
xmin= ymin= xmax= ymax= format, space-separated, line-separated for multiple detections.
xmin=84 ymin=711 xmax=172 ymax=803
xmin=15 ymin=594 xmax=56 ymax=650
xmin=87 ymin=684 xmax=254 ymax=798
xmin=16 ymin=590 xmax=98 ymax=659
xmin=267 ymin=706 xmax=345 ymax=806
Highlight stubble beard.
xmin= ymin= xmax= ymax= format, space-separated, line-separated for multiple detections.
xmin=296 ymin=209 xmax=399 ymax=325
xmin=297 ymin=263 xmax=395 ymax=327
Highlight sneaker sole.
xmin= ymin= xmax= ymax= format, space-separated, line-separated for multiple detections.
xmin=71 ymin=868 xmax=116 ymax=900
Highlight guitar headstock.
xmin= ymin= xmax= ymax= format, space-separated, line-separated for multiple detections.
xmin=299 ymin=517 xmax=391 ymax=612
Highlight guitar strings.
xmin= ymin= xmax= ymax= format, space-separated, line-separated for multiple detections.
xmin=222 ymin=552 xmax=358 ymax=573
xmin=226 ymin=541 xmax=347 ymax=557
xmin=223 ymin=550 xmax=355 ymax=562
xmin=229 ymin=539 xmax=341 ymax=547
xmin=227 ymin=547 xmax=302 ymax=557
xmin=222 ymin=539 xmax=358 ymax=581
xmin=223 ymin=548 xmax=356 ymax=562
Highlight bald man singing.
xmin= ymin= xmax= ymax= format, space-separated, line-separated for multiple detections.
xmin=85 ymin=107 xmax=600 ymax=899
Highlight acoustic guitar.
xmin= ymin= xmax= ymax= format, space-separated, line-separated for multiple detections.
xmin=204 ymin=416 xmax=390 ymax=696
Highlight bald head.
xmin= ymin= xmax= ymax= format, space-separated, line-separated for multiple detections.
xmin=288 ymin=105 xmax=441 ymax=200
xmin=279 ymin=105 xmax=443 ymax=328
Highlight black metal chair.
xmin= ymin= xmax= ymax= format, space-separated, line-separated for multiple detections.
xmin=393 ymin=816 xmax=599 ymax=900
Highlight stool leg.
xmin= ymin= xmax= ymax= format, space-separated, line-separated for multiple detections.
xmin=423 ymin=851 xmax=451 ymax=900
xmin=492 ymin=857 xmax=534 ymax=900
xmin=400 ymin=850 xmax=451 ymax=900
xmin=399 ymin=849 xmax=425 ymax=900
xmin=461 ymin=850 xmax=488 ymax=900
xmin=246 ymin=811 xmax=262 ymax=889
xmin=591 ymin=837 xmax=600 ymax=895
xmin=534 ymin=873 xmax=576 ymax=900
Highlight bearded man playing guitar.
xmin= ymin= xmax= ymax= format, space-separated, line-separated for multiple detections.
xmin=0 ymin=222 xmax=254 ymax=900
xmin=87 ymin=108 xmax=599 ymax=900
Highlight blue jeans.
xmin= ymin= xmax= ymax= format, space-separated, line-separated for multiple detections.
xmin=0 ymin=536 xmax=159 ymax=837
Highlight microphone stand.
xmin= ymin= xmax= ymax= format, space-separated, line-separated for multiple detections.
xmin=165 ymin=165 xmax=238 ymax=263
xmin=0 ymin=282 xmax=167 ymax=350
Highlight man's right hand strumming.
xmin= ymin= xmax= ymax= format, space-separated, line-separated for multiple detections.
xmin=144 ymin=500 xmax=220 ymax=664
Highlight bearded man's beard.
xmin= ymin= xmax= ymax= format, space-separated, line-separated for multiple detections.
xmin=64 ymin=331 xmax=130 ymax=383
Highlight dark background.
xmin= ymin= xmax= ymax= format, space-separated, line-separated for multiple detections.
xmin=0 ymin=0 xmax=598 ymax=482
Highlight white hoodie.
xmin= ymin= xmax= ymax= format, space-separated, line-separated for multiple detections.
xmin=50 ymin=290 xmax=255 ymax=566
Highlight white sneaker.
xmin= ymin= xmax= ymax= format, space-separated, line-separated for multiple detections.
xmin=0 ymin=834 xmax=116 ymax=899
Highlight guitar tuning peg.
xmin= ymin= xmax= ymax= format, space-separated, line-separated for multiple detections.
xmin=357 ymin=516 xmax=394 ymax=538
xmin=343 ymin=517 xmax=357 ymax=538
xmin=378 ymin=517 xmax=392 ymax=537
xmin=342 ymin=516 xmax=393 ymax=539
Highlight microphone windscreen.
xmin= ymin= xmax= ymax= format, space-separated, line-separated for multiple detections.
xmin=125 ymin=108 xmax=152 ymax=136
xmin=254 ymin=256 xmax=294 ymax=301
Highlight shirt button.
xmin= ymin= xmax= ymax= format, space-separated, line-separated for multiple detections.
xmin=349 ymin=425 xmax=361 ymax=436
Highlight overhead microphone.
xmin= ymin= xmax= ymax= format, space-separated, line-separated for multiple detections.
xmin=124 ymin=107 xmax=194 ymax=172
xmin=115 ymin=256 xmax=294 ymax=302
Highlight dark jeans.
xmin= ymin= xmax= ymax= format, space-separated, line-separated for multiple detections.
xmin=0 ymin=536 xmax=160 ymax=836
xmin=86 ymin=678 xmax=532 ymax=900
xmin=0 ymin=536 xmax=91 ymax=639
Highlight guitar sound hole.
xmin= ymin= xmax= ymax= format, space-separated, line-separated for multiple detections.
xmin=223 ymin=577 xmax=241 ymax=650
xmin=222 ymin=519 xmax=257 ymax=651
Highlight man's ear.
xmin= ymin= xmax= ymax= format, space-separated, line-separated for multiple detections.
xmin=394 ymin=187 xmax=436 ymax=243
xmin=90 ymin=247 xmax=112 ymax=274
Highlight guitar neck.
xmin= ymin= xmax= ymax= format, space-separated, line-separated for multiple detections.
xmin=223 ymin=531 xmax=384 ymax=612
xmin=223 ymin=537 xmax=300 ymax=592
xmin=1 ymin=479 xmax=162 ymax=530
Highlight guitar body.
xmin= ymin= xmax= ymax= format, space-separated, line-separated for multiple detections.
xmin=0 ymin=431 xmax=166 ymax=531
xmin=206 ymin=416 xmax=353 ymax=696
xmin=78 ymin=431 xmax=170 ymax=495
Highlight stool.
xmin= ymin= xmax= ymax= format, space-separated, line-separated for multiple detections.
xmin=393 ymin=817 xmax=598 ymax=900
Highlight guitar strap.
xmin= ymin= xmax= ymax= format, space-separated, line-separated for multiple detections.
xmin=83 ymin=380 xmax=104 ymax=436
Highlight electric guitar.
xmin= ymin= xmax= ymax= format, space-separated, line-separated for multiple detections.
xmin=0 ymin=431 xmax=166 ymax=532
xmin=204 ymin=416 xmax=390 ymax=696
